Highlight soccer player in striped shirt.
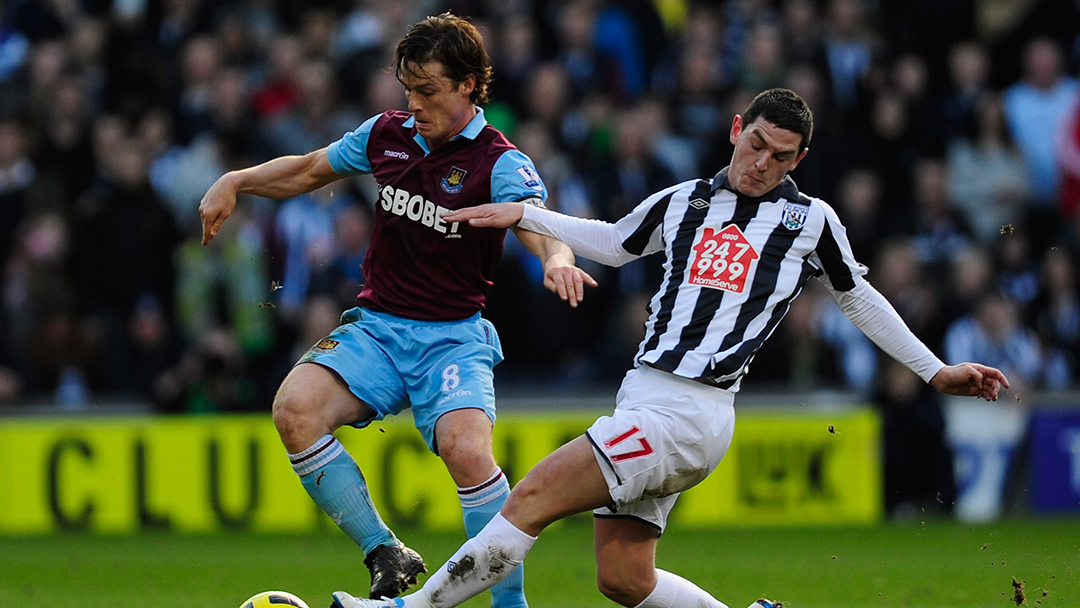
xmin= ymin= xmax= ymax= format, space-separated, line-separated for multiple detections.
xmin=331 ymin=89 xmax=1009 ymax=608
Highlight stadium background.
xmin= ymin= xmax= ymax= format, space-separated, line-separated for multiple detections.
xmin=1 ymin=0 xmax=1079 ymax=606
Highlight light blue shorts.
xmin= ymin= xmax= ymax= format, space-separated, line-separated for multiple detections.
xmin=297 ymin=307 xmax=503 ymax=454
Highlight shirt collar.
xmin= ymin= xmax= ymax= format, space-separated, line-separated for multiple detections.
xmin=712 ymin=167 xmax=800 ymax=203
xmin=402 ymin=107 xmax=487 ymax=153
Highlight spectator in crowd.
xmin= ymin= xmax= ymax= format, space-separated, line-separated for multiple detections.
xmin=719 ymin=0 xmax=778 ymax=91
xmin=32 ymin=74 xmax=96 ymax=212
xmin=552 ymin=2 xmax=602 ymax=100
xmin=487 ymin=15 xmax=541 ymax=119
xmin=945 ymin=291 xmax=1043 ymax=391
xmin=780 ymin=0 xmax=823 ymax=65
xmin=892 ymin=52 xmax=946 ymax=158
xmin=875 ymin=358 xmax=955 ymax=519
xmin=821 ymin=0 xmax=878 ymax=113
xmin=272 ymin=181 xmax=356 ymax=322
xmin=870 ymin=239 xmax=944 ymax=355
xmin=854 ymin=90 xmax=919 ymax=212
xmin=155 ymin=325 xmax=254 ymax=413
xmin=1058 ymin=86 xmax=1080 ymax=219
xmin=941 ymin=41 xmax=992 ymax=141
xmin=0 ymin=119 xmax=34 ymax=259
xmin=736 ymin=20 xmax=787 ymax=93
xmin=832 ymin=167 xmax=886 ymax=262
xmin=174 ymin=34 xmax=222 ymax=145
xmin=0 ymin=9 xmax=30 ymax=91
xmin=907 ymin=157 xmax=973 ymax=270
xmin=311 ymin=202 xmax=373 ymax=309
xmin=591 ymin=0 xmax=667 ymax=105
xmin=946 ymin=92 xmax=1031 ymax=244
xmin=520 ymin=62 xmax=575 ymax=149
xmin=668 ymin=9 xmax=728 ymax=173
xmin=995 ymin=228 xmax=1041 ymax=308
xmin=1002 ymin=36 xmax=1079 ymax=238
xmin=941 ymin=244 xmax=995 ymax=328
xmin=1028 ymin=247 xmax=1080 ymax=388
xmin=2 ymin=213 xmax=79 ymax=396
xmin=252 ymin=33 xmax=304 ymax=119
xmin=66 ymin=17 xmax=107 ymax=113
xmin=67 ymin=130 xmax=182 ymax=390
xmin=174 ymin=197 xmax=275 ymax=363
xmin=260 ymin=59 xmax=363 ymax=158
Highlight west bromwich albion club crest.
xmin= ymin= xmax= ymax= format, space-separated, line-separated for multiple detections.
xmin=441 ymin=166 xmax=468 ymax=194
xmin=781 ymin=201 xmax=808 ymax=230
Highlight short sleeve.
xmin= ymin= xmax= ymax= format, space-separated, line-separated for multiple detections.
xmin=327 ymin=114 xmax=380 ymax=175
xmin=491 ymin=149 xmax=547 ymax=204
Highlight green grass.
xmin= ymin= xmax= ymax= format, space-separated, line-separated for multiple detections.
xmin=1 ymin=518 xmax=1078 ymax=608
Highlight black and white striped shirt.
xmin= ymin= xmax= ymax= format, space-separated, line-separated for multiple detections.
xmin=519 ymin=168 xmax=944 ymax=390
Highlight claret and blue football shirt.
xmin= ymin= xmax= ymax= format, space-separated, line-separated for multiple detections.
xmin=327 ymin=108 xmax=546 ymax=321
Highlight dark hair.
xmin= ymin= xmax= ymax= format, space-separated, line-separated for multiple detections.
xmin=741 ymin=88 xmax=814 ymax=151
xmin=394 ymin=13 xmax=493 ymax=105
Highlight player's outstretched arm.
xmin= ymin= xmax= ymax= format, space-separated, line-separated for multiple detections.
xmin=512 ymin=227 xmax=598 ymax=308
xmin=442 ymin=202 xmax=524 ymax=228
xmin=199 ymin=149 xmax=339 ymax=245
xmin=444 ymin=203 xmax=598 ymax=306
xmin=930 ymin=363 xmax=1010 ymax=401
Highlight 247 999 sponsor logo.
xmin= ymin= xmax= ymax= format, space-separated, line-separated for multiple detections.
xmin=688 ymin=225 xmax=760 ymax=293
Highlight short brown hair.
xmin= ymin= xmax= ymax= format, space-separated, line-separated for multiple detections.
xmin=742 ymin=88 xmax=814 ymax=151
xmin=395 ymin=13 xmax=493 ymax=104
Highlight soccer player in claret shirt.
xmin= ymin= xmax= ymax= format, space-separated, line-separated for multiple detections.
xmin=330 ymin=89 xmax=1010 ymax=608
xmin=199 ymin=13 xmax=595 ymax=607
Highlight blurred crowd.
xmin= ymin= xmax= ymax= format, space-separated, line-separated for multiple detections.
xmin=0 ymin=0 xmax=1079 ymax=418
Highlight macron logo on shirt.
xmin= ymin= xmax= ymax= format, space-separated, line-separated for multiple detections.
xmin=383 ymin=150 xmax=410 ymax=160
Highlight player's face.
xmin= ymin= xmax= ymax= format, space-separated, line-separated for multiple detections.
xmin=400 ymin=61 xmax=477 ymax=150
xmin=726 ymin=115 xmax=807 ymax=198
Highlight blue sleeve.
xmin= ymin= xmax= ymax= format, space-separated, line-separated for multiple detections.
xmin=326 ymin=114 xmax=380 ymax=175
xmin=491 ymin=149 xmax=547 ymax=204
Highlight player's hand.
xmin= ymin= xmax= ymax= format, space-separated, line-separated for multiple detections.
xmin=543 ymin=256 xmax=598 ymax=308
xmin=930 ymin=363 xmax=1010 ymax=401
xmin=442 ymin=203 xmax=524 ymax=228
xmin=199 ymin=174 xmax=238 ymax=246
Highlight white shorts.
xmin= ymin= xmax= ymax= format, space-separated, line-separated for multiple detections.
xmin=586 ymin=365 xmax=736 ymax=534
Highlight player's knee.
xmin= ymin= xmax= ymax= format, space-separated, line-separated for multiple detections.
xmin=596 ymin=568 xmax=651 ymax=607
xmin=507 ymin=473 xmax=544 ymax=505
xmin=272 ymin=390 xmax=319 ymax=450
xmin=499 ymin=476 xmax=548 ymax=531
xmin=439 ymin=432 xmax=495 ymax=480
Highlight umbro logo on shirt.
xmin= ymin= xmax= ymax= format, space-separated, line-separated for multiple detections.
xmin=689 ymin=197 xmax=710 ymax=210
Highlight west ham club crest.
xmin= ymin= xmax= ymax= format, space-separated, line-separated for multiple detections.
xmin=441 ymin=166 xmax=468 ymax=194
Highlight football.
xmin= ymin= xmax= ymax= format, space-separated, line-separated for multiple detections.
xmin=238 ymin=591 xmax=311 ymax=608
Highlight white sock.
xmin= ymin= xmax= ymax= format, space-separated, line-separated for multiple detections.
xmin=402 ymin=514 xmax=536 ymax=608
xmin=633 ymin=569 xmax=729 ymax=608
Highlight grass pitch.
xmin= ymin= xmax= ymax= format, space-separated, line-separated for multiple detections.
xmin=1 ymin=517 xmax=1077 ymax=608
